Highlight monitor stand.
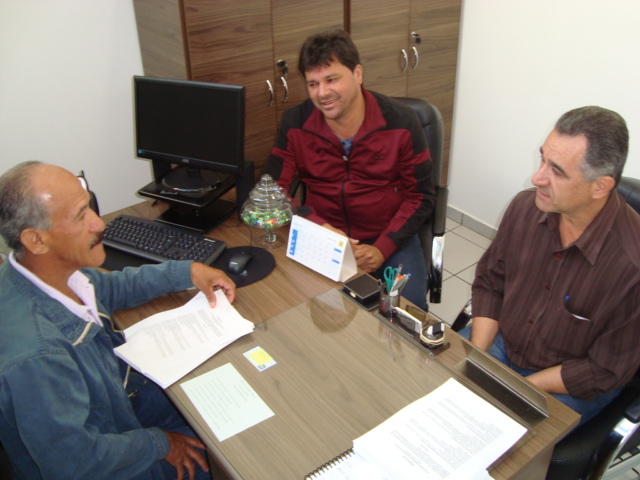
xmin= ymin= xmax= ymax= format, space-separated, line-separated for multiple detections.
xmin=137 ymin=161 xmax=255 ymax=233
xmin=137 ymin=165 xmax=237 ymax=232
xmin=160 ymin=167 xmax=224 ymax=197
xmin=156 ymin=200 xmax=236 ymax=232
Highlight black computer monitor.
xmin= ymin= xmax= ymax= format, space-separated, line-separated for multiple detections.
xmin=134 ymin=76 xmax=245 ymax=193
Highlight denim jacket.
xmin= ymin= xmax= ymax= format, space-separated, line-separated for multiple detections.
xmin=0 ymin=260 xmax=193 ymax=479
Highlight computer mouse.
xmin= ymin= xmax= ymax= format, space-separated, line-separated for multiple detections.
xmin=228 ymin=251 xmax=252 ymax=274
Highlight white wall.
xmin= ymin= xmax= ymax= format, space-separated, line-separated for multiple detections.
xmin=0 ymin=0 xmax=147 ymax=215
xmin=450 ymin=0 xmax=640 ymax=230
xmin=2 ymin=1 xmax=639 ymax=230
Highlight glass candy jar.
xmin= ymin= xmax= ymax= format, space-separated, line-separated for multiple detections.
xmin=241 ymin=174 xmax=293 ymax=248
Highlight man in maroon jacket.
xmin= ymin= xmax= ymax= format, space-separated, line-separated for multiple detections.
xmin=264 ymin=30 xmax=435 ymax=309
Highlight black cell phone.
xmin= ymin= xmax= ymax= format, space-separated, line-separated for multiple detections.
xmin=342 ymin=274 xmax=380 ymax=310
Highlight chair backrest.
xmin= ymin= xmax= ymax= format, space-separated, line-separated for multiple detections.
xmin=393 ymin=97 xmax=445 ymax=188
xmin=617 ymin=176 xmax=640 ymax=215
xmin=392 ymin=97 xmax=447 ymax=304
xmin=77 ymin=170 xmax=99 ymax=216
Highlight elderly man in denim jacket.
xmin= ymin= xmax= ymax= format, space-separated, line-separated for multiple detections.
xmin=0 ymin=161 xmax=235 ymax=480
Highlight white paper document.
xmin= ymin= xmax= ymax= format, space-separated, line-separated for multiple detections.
xmin=307 ymin=378 xmax=526 ymax=480
xmin=181 ymin=363 xmax=275 ymax=441
xmin=114 ymin=290 xmax=254 ymax=388
xmin=286 ymin=215 xmax=357 ymax=282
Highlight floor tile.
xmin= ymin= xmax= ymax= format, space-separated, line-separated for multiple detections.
xmin=452 ymin=225 xmax=493 ymax=249
xmin=609 ymin=469 xmax=640 ymax=479
xmin=428 ymin=276 xmax=472 ymax=325
xmin=457 ymin=264 xmax=477 ymax=285
xmin=444 ymin=232 xmax=486 ymax=275
xmin=445 ymin=217 xmax=461 ymax=231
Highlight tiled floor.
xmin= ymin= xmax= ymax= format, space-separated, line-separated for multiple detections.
xmin=430 ymin=216 xmax=640 ymax=480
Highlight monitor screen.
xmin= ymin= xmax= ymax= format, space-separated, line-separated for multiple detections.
xmin=134 ymin=76 xmax=245 ymax=183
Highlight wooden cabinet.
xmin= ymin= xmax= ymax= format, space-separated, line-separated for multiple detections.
xmin=132 ymin=0 xmax=459 ymax=182
xmin=133 ymin=0 xmax=343 ymax=175
xmin=350 ymin=0 xmax=462 ymax=183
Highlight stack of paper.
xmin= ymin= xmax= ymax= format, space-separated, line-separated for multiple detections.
xmin=307 ymin=378 xmax=526 ymax=480
xmin=114 ymin=290 xmax=254 ymax=388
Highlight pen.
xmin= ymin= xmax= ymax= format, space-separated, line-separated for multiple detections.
xmin=392 ymin=273 xmax=411 ymax=293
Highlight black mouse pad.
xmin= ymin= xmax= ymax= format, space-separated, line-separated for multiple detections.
xmin=213 ymin=246 xmax=275 ymax=288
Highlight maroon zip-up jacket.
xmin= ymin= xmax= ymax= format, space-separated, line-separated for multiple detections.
xmin=264 ymin=87 xmax=435 ymax=259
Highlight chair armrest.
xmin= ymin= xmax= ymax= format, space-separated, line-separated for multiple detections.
xmin=288 ymin=176 xmax=302 ymax=197
xmin=451 ymin=300 xmax=473 ymax=332
xmin=430 ymin=234 xmax=444 ymax=304
xmin=427 ymin=186 xmax=448 ymax=304
xmin=585 ymin=392 xmax=640 ymax=480
xmin=547 ymin=384 xmax=640 ymax=480
xmin=288 ymin=176 xmax=306 ymax=204
xmin=432 ymin=186 xmax=448 ymax=236
xmin=625 ymin=392 xmax=640 ymax=423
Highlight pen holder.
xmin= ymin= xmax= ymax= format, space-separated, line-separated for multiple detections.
xmin=378 ymin=285 xmax=400 ymax=317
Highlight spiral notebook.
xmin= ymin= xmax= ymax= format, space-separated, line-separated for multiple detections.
xmin=305 ymin=448 xmax=388 ymax=479
xmin=304 ymin=378 xmax=526 ymax=480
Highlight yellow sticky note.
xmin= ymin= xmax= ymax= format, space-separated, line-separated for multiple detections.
xmin=244 ymin=346 xmax=277 ymax=371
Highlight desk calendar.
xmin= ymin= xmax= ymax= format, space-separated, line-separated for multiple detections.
xmin=286 ymin=215 xmax=357 ymax=282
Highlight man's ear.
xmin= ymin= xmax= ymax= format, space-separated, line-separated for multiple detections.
xmin=19 ymin=228 xmax=49 ymax=256
xmin=592 ymin=175 xmax=616 ymax=200
xmin=354 ymin=64 xmax=364 ymax=85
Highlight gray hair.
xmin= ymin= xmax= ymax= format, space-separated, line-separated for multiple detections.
xmin=0 ymin=161 xmax=51 ymax=258
xmin=554 ymin=106 xmax=628 ymax=185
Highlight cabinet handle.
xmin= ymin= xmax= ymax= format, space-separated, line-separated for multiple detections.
xmin=401 ymin=49 xmax=409 ymax=73
xmin=410 ymin=31 xmax=421 ymax=70
xmin=280 ymin=76 xmax=289 ymax=103
xmin=277 ymin=59 xmax=289 ymax=78
xmin=266 ymin=79 xmax=274 ymax=107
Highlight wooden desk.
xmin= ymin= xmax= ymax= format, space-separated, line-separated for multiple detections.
xmin=105 ymin=201 xmax=579 ymax=480
xmin=104 ymin=201 xmax=337 ymax=328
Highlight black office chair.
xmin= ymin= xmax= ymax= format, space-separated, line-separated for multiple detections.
xmin=394 ymin=97 xmax=447 ymax=306
xmin=78 ymin=170 xmax=100 ymax=215
xmin=288 ymin=97 xmax=447 ymax=308
xmin=451 ymin=176 xmax=640 ymax=480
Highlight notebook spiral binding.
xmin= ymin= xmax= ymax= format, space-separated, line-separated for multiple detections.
xmin=304 ymin=448 xmax=354 ymax=478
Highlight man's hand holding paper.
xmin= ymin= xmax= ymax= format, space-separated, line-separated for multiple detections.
xmin=114 ymin=290 xmax=254 ymax=388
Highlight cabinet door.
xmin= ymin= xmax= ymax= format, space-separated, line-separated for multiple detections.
xmin=349 ymin=0 xmax=411 ymax=97
xmin=271 ymin=0 xmax=344 ymax=124
xmin=183 ymin=0 xmax=343 ymax=173
xmin=182 ymin=0 xmax=277 ymax=174
xmin=133 ymin=0 xmax=189 ymax=80
xmin=408 ymin=0 xmax=462 ymax=182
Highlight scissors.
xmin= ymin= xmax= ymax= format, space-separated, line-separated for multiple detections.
xmin=383 ymin=266 xmax=399 ymax=291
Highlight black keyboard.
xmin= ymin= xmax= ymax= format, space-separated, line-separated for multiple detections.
xmin=102 ymin=215 xmax=226 ymax=266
